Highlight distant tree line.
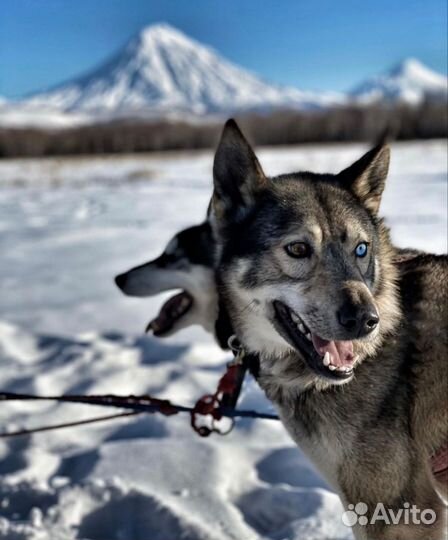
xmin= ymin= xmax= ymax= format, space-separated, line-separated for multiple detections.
xmin=0 ymin=101 xmax=446 ymax=158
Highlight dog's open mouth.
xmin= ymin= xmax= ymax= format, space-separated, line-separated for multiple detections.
xmin=146 ymin=292 xmax=193 ymax=336
xmin=273 ymin=300 xmax=355 ymax=381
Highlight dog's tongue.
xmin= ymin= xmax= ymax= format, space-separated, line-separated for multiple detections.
xmin=311 ymin=335 xmax=354 ymax=366
xmin=146 ymin=292 xmax=192 ymax=336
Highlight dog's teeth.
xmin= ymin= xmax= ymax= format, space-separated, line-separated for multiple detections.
xmin=148 ymin=321 xmax=158 ymax=333
xmin=328 ymin=364 xmax=336 ymax=371
xmin=298 ymin=323 xmax=306 ymax=334
xmin=336 ymin=365 xmax=351 ymax=373
xmin=323 ymin=352 xmax=331 ymax=366
xmin=305 ymin=333 xmax=312 ymax=341
xmin=291 ymin=312 xmax=300 ymax=323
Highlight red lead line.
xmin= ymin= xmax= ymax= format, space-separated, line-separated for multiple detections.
xmin=0 ymin=390 xmax=279 ymax=439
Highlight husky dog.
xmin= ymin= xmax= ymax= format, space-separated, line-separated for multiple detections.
xmin=209 ymin=120 xmax=448 ymax=540
xmin=115 ymin=222 xmax=216 ymax=336
xmin=114 ymin=121 xmax=446 ymax=538
xmin=115 ymin=222 xmax=233 ymax=348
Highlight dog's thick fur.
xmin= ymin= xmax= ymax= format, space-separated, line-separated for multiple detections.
xmin=210 ymin=120 xmax=448 ymax=540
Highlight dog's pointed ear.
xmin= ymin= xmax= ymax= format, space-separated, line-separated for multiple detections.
xmin=212 ymin=119 xmax=267 ymax=227
xmin=337 ymin=144 xmax=390 ymax=215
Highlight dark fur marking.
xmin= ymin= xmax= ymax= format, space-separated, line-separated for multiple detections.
xmin=215 ymin=298 xmax=234 ymax=350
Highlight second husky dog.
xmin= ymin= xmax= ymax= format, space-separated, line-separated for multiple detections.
xmin=209 ymin=120 xmax=447 ymax=540
xmin=115 ymin=222 xmax=217 ymax=337
xmin=115 ymin=221 xmax=233 ymax=348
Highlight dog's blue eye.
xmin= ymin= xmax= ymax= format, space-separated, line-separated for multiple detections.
xmin=355 ymin=242 xmax=368 ymax=258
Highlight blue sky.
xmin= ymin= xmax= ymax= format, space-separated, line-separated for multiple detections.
xmin=1 ymin=0 xmax=447 ymax=98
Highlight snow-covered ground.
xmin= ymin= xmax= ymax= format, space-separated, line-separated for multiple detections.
xmin=0 ymin=141 xmax=446 ymax=540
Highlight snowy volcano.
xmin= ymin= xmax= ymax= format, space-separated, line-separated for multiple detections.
xmin=2 ymin=27 xmax=446 ymax=128
xmin=21 ymin=23 xmax=339 ymax=118
xmin=350 ymin=58 xmax=448 ymax=105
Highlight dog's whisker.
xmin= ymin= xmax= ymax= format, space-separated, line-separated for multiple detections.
xmin=238 ymin=300 xmax=257 ymax=315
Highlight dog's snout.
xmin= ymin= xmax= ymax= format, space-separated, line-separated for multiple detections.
xmin=115 ymin=273 xmax=128 ymax=291
xmin=337 ymin=303 xmax=379 ymax=337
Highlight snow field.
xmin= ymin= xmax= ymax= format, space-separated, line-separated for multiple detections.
xmin=0 ymin=140 xmax=446 ymax=539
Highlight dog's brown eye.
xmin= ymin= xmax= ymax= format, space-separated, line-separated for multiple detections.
xmin=285 ymin=242 xmax=312 ymax=259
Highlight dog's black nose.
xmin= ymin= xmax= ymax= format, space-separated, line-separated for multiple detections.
xmin=115 ymin=273 xmax=127 ymax=290
xmin=337 ymin=303 xmax=379 ymax=337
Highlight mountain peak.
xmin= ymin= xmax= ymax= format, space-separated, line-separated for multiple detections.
xmin=351 ymin=58 xmax=447 ymax=104
xmin=389 ymin=57 xmax=446 ymax=84
xmin=131 ymin=23 xmax=205 ymax=59
xmin=136 ymin=23 xmax=191 ymax=45
xmin=391 ymin=57 xmax=425 ymax=74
